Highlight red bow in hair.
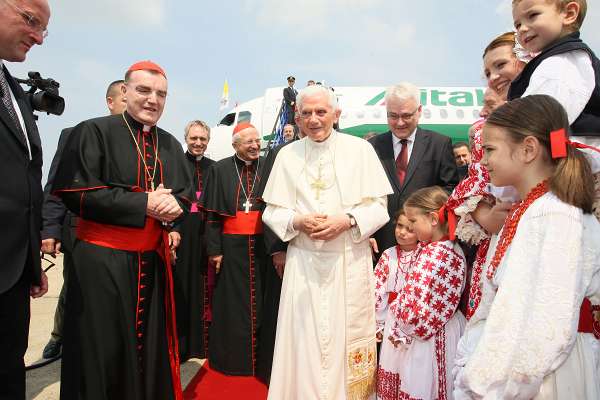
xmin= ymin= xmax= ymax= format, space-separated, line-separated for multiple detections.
xmin=438 ymin=204 xmax=457 ymax=241
xmin=550 ymin=128 xmax=600 ymax=158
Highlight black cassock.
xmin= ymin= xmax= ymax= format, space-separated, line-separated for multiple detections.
xmin=53 ymin=112 xmax=193 ymax=400
xmin=173 ymin=152 xmax=215 ymax=361
xmin=202 ymin=155 xmax=267 ymax=376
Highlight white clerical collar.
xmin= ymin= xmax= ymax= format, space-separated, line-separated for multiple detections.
xmin=196 ymin=155 xmax=203 ymax=161
xmin=143 ymin=125 xmax=151 ymax=132
xmin=308 ymin=130 xmax=336 ymax=149
xmin=392 ymin=128 xmax=416 ymax=146
xmin=235 ymin=154 xmax=253 ymax=165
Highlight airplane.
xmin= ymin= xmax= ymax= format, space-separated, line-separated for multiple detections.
xmin=206 ymin=86 xmax=485 ymax=161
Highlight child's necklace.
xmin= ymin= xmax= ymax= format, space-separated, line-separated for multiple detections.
xmin=486 ymin=180 xmax=548 ymax=280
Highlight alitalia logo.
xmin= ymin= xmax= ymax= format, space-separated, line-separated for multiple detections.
xmin=365 ymin=88 xmax=485 ymax=107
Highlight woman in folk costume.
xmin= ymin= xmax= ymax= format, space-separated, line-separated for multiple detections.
xmin=446 ymin=32 xmax=526 ymax=319
xmin=382 ymin=186 xmax=467 ymax=400
xmin=454 ymin=95 xmax=600 ymax=399
xmin=374 ymin=211 xmax=418 ymax=399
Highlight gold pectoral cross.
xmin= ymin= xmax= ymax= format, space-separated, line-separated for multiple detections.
xmin=310 ymin=164 xmax=326 ymax=200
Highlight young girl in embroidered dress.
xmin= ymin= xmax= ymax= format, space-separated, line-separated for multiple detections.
xmin=374 ymin=211 xmax=418 ymax=400
xmin=454 ymin=95 xmax=600 ymax=399
xmin=382 ymin=187 xmax=466 ymax=400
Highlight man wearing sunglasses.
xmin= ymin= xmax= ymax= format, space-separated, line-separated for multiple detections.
xmin=0 ymin=0 xmax=51 ymax=398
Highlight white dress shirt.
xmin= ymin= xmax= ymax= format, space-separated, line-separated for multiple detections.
xmin=392 ymin=128 xmax=417 ymax=162
xmin=522 ymin=50 xmax=594 ymax=124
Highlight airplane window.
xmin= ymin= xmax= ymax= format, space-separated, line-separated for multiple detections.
xmin=440 ymin=109 xmax=448 ymax=119
xmin=218 ymin=113 xmax=235 ymax=126
xmin=238 ymin=111 xmax=252 ymax=124
xmin=456 ymin=109 xmax=464 ymax=119
xmin=423 ymin=109 xmax=431 ymax=119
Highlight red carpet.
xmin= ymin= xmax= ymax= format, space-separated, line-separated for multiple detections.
xmin=183 ymin=362 xmax=268 ymax=400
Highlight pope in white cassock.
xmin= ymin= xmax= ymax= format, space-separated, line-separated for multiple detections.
xmin=262 ymin=85 xmax=393 ymax=400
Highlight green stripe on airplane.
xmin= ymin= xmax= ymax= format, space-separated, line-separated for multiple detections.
xmin=365 ymin=89 xmax=485 ymax=107
xmin=339 ymin=123 xmax=470 ymax=143
xmin=366 ymin=92 xmax=385 ymax=106
xmin=264 ymin=124 xmax=471 ymax=143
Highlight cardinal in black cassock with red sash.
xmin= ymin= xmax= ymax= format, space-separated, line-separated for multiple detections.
xmin=172 ymin=121 xmax=215 ymax=361
xmin=202 ymin=122 xmax=268 ymax=376
xmin=52 ymin=62 xmax=192 ymax=400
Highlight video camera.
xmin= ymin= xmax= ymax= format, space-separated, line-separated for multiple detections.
xmin=15 ymin=71 xmax=65 ymax=116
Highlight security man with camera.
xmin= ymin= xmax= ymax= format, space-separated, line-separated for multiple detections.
xmin=0 ymin=0 xmax=51 ymax=398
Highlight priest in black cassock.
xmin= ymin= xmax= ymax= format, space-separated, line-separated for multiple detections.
xmin=170 ymin=119 xmax=215 ymax=362
xmin=52 ymin=61 xmax=193 ymax=400
xmin=202 ymin=122 xmax=267 ymax=376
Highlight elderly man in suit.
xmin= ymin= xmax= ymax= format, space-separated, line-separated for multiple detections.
xmin=369 ymin=82 xmax=458 ymax=252
xmin=0 ymin=0 xmax=51 ymax=398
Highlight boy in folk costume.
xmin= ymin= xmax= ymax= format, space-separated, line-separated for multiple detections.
xmin=385 ymin=187 xmax=467 ymax=400
xmin=454 ymin=95 xmax=600 ymax=399
xmin=510 ymin=0 xmax=600 ymax=219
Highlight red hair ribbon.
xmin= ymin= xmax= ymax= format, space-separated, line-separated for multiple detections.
xmin=232 ymin=122 xmax=256 ymax=136
xmin=550 ymin=128 xmax=600 ymax=158
xmin=438 ymin=204 xmax=457 ymax=241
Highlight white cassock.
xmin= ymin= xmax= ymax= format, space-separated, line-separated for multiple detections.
xmin=262 ymin=131 xmax=393 ymax=400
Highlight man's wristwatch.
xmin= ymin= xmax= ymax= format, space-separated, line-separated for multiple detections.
xmin=346 ymin=213 xmax=357 ymax=228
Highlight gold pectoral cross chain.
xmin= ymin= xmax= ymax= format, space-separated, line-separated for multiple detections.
xmin=310 ymin=163 xmax=327 ymax=200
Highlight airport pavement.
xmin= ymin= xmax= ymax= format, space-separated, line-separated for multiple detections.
xmin=25 ymin=254 xmax=202 ymax=399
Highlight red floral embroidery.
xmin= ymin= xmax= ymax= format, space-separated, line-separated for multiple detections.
xmin=435 ymin=328 xmax=447 ymax=400
xmin=391 ymin=241 xmax=465 ymax=341
xmin=377 ymin=366 xmax=424 ymax=400
xmin=465 ymin=238 xmax=490 ymax=319
xmin=446 ymin=122 xmax=492 ymax=213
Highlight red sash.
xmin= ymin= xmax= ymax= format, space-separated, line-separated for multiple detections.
xmin=77 ymin=218 xmax=162 ymax=251
xmin=222 ymin=211 xmax=263 ymax=235
xmin=77 ymin=217 xmax=183 ymax=400
xmin=578 ymin=298 xmax=599 ymax=338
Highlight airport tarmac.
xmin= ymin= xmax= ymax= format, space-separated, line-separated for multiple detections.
xmin=25 ymin=253 xmax=202 ymax=399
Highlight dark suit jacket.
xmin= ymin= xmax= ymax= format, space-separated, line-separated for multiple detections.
xmin=369 ymin=128 xmax=458 ymax=251
xmin=0 ymin=65 xmax=43 ymax=294
xmin=283 ymin=86 xmax=297 ymax=108
xmin=41 ymin=127 xmax=77 ymax=253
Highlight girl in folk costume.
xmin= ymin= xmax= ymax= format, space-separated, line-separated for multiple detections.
xmin=374 ymin=211 xmax=418 ymax=400
xmin=447 ymin=32 xmax=526 ymax=320
xmin=383 ymin=187 xmax=467 ymax=400
xmin=454 ymin=95 xmax=600 ymax=399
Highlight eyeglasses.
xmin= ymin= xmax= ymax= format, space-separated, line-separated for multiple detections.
xmin=6 ymin=0 xmax=48 ymax=38
xmin=387 ymin=107 xmax=420 ymax=121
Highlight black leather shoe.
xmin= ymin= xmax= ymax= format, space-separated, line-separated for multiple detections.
xmin=42 ymin=339 xmax=62 ymax=359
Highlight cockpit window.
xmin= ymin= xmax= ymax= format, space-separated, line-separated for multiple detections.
xmin=218 ymin=113 xmax=235 ymax=126
xmin=238 ymin=111 xmax=252 ymax=124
